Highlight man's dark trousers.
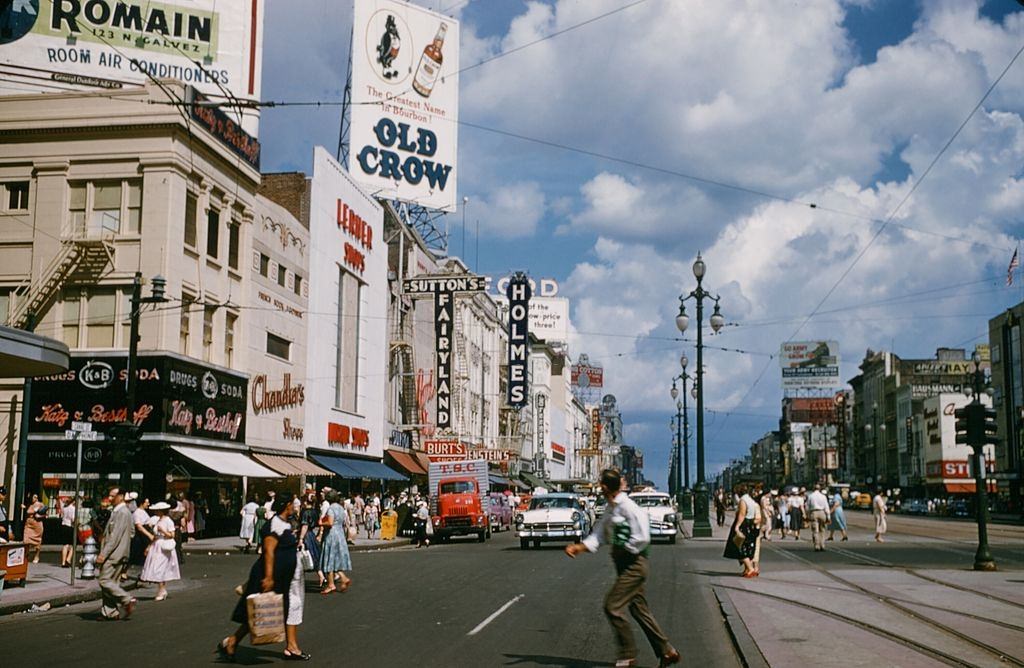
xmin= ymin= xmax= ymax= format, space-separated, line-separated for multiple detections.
xmin=605 ymin=550 xmax=671 ymax=661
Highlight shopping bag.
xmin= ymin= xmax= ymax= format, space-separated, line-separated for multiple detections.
xmin=425 ymin=518 xmax=435 ymax=536
xmin=731 ymin=529 xmax=745 ymax=549
xmin=246 ymin=592 xmax=285 ymax=645
xmin=299 ymin=548 xmax=315 ymax=572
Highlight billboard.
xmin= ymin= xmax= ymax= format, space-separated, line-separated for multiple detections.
xmin=349 ymin=0 xmax=459 ymax=212
xmin=785 ymin=397 xmax=836 ymax=425
xmin=496 ymin=295 xmax=568 ymax=344
xmin=0 ymin=0 xmax=263 ymax=134
xmin=780 ymin=341 xmax=840 ymax=389
xmin=571 ymin=356 xmax=604 ymax=389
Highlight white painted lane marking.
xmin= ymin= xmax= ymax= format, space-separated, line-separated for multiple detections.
xmin=467 ymin=594 xmax=524 ymax=636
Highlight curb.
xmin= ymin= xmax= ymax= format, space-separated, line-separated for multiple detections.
xmin=0 ymin=579 xmax=139 ymax=617
xmin=712 ymin=585 xmax=769 ymax=668
xmin=181 ymin=538 xmax=414 ymax=555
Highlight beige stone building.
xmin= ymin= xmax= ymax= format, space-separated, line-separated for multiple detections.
xmin=0 ymin=81 xmax=284 ymax=528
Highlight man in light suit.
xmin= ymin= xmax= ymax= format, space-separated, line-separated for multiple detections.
xmin=97 ymin=486 xmax=136 ymax=620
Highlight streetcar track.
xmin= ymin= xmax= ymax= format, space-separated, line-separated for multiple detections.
xmin=768 ymin=543 xmax=1024 ymax=666
xmin=713 ymin=583 xmax=981 ymax=668
xmin=744 ymin=571 xmax=1024 ymax=633
xmin=826 ymin=545 xmax=1024 ymax=611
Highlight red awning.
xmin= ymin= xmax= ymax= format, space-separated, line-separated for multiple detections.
xmin=386 ymin=449 xmax=427 ymax=476
xmin=943 ymin=482 xmax=997 ymax=494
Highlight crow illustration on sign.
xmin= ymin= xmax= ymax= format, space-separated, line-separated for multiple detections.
xmin=376 ymin=14 xmax=401 ymax=79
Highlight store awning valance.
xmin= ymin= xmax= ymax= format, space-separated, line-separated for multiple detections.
xmin=489 ymin=474 xmax=513 ymax=487
xmin=386 ymin=450 xmax=427 ymax=476
xmin=0 ymin=324 xmax=69 ymax=378
xmin=944 ymin=482 xmax=996 ymax=494
xmin=171 ymin=445 xmax=281 ymax=478
xmin=520 ymin=471 xmax=545 ymax=489
xmin=312 ymin=454 xmax=408 ymax=482
xmin=252 ymin=454 xmax=333 ymax=477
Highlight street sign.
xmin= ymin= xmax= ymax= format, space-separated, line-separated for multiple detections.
xmin=66 ymin=430 xmax=98 ymax=441
xmin=71 ymin=421 xmax=92 ymax=432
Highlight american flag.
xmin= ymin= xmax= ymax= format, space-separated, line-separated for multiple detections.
xmin=1009 ymin=248 xmax=1020 ymax=287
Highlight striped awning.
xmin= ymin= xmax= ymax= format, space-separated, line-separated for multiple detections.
xmin=252 ymin=454 xmax=333 ymax=477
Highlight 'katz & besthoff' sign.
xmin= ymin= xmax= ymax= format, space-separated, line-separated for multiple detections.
xmin=29 ymin=353 xmax=247 ymax=444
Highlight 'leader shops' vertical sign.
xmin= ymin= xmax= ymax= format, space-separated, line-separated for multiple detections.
xmin=402 ymin=274 xmax=486 ymax=430
xmin=349 ymin=0 xmax=459 ymax=212
xmin=506 ymin=273 xmax=531 ymax=410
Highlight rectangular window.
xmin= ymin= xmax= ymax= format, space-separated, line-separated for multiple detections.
xmin=69 ymin=184 xmax=86 ymax=236
xmin=267 ymin=332 xmax=291 ymax=361
xmin=125 ymin=181 xmax=141 ymax=233
xmin=6 ymin=182 xmax=29 ymax=210
xmin=179 ymin=294 xmax=193 ymax=355
xmin=335 ymin=270 xmax=361 ymax=412
xmin=228 ymin=223 xmax=240 ymax=270
xmin=90 ymin=181 xmax=121 ymax=235
xmin=293 ymin=275 xmax=302 ymax=297
xmin=86 ymin=290 xmax=116 ymax=348
xmin=0 ymin=290 xmax=9 ymax=325
xmin=184 ymin=192 xmax=198 ymax=247
xmin=62 ymin=292 xmax=80 ymax=347
xmin=259 ymin=253 xmax=270 ymax=277
xmin=206 ymin=207 xmax=220 ymax=258
xmin=225 ymin=312 xmax=237 ymax=367
xmin=277 ymin=263 xmax=287 ymax=287
xmin=203 ymin=305 xmax=215 ymax=362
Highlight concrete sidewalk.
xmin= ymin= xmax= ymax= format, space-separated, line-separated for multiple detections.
xmin=682 ymin=515 xmax=1024 ymax=666
xmin=181 ymin=534 xmax=412 ymax=554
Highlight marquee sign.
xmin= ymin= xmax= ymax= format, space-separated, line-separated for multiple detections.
xmin=506 ymin=273 xmax=531 ymax=410
xmin=402 ymin=274 xmax=485 ymax=430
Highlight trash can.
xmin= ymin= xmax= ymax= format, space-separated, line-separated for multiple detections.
xmin=0 ymin=542 xmax=28 ymax=587
xmin=380 ymin=510 xmax=398 ymax=540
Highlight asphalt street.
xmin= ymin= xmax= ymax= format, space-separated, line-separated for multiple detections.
xmin=0 ymin=514 xmax=1020 ymax=667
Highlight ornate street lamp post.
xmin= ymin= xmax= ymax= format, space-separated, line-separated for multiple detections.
xmin=675 ymin=253 xmax=724 ymax=538
xmin=671 ymin=353 xmax=693 ymax=518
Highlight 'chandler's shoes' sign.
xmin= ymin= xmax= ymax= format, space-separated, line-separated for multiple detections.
xmin=30 ymin=353 xmax=248 ymax=445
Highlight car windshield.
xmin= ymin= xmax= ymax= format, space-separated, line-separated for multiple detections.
xmin=633 ymin=496 xmax=670 ymax=507
xmin=440 ymin=481 xmax=476 ymax=494
xmin=529 ymin=497 xmax=574 ymax=510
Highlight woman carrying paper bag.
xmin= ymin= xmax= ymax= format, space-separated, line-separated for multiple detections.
xmin=218 ymin=494 xmax=310 ymax=662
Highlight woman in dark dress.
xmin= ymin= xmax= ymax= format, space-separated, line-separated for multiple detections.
xmin=298 ymin=495 xmax=324 ymax=589
xmin=723 ymin=483 xmax=762 ymax=577
xmin=218 ymin=494 xmax=310 ymax=662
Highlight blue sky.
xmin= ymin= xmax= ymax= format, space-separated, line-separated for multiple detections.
xmin=260 ymin=0 xmax=1024 ymax=489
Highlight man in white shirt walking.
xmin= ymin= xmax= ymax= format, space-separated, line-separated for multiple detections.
xmin=566 ymin=469 xmax=680 ymax=668
xmin=806 ymin=484 xmax=831 ymax=552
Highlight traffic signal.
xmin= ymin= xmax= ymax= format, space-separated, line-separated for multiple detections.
xmin=954 ymin=405 xmax=984 ymax=446
xmin=982 ymin=407 xmax=999 ymax=446
xmin=109 ymin=422 xmax=143 ymax=462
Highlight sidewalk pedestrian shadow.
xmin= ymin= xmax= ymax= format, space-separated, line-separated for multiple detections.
xmin=214 ymin=648 xmax=280 ymax=664
xmin=502 ymin=654 xmax=614 ymax=667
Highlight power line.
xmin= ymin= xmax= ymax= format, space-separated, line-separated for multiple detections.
xmin=710 ymin=37 xmax=1024 ymax=445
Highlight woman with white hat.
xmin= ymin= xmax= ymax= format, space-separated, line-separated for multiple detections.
xmin=414 ymin=499 xmax=431 ymax=548
xmin=141 ymin=502 xmax=181 ymax=601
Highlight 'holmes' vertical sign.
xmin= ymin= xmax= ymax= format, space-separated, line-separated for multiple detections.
xmin=506 ymin=273 xmax=531 ymax=409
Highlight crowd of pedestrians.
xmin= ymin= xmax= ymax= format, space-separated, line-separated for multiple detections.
xmin=719 ymin=483 xmax=883 ymax=574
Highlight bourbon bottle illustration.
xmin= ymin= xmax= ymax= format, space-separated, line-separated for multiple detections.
xmin=412 ymin=22 xmax=447 ymax=97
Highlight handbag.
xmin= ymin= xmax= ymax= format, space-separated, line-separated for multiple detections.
xmin=157 ymin=537 xmax=176 ymax=552
xmin=299 ymin=548 xmax=315 ymax=572
xmin=732 ymin=529 xmax=745 ymax=549
xmin=347 ymin=524 xmax=357 ymax=541
xmin=246 ymin=592 xmax=285 ymax=645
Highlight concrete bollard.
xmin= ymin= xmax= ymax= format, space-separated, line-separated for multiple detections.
xmin=81 ymin=536 xmax=99 ymax=579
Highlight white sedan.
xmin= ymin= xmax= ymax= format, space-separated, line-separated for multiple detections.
xmin=630 ymin=492 xmax=679 ymax=544
xmin=516 ymin=493 xmax=591 ymax=549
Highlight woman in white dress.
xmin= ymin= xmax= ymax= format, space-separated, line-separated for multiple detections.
xmin=141 ymin=502 xmax=181 ymax=601
xmin=239 ymin=497 xmax=259 ymax=553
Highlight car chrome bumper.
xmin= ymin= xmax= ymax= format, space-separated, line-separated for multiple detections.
xmin=650 ymin=526 xmax=678 ymax=536
xmin=516 ymin=528 xmax=584 ymax=539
